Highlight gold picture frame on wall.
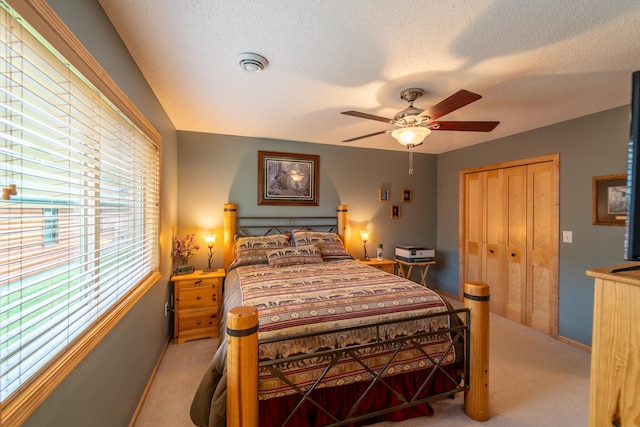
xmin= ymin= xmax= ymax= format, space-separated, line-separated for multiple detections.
xmin=592 ymin=174 xmax=627 ymax=225
xmin=402 ymin=188 xmax=412 ymax=203
xmin=379 ymin=187 xmax=390 ymax=202
xmin=390 ymin=205 xmax=400 ymax=219
xmin=258 ymin=151 xmax=319 ymax=206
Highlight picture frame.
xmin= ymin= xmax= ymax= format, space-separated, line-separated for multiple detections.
xmin=390 ymin=204 xmax=400 ymax=219
xmin=402 ymin=188 xmax=412 ymax=203
xmin=592 ymin=174 xmax=627 ymax=226
xmin=379 ymin=187 xmax=390 ymax=202
xmin=258 ymin=151 xmax=319 ymax=206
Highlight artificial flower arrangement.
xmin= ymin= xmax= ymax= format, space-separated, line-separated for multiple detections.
xmin=173 ymin=233 xmax=200 ymax=266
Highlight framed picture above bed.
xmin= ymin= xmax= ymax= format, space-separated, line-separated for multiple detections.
xmin=258 ymin=151 xmax=319 ymax=206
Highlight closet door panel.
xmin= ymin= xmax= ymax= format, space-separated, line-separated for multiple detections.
xmin=486 ymin=169 xmax=506 ymax=316
xmin=526 ymin=162 xmax=556 ymax=333
xmin=505 ymin=166 xmax=527 ymax=323
xmin=464 ymin=172 xmax=485 ymax=283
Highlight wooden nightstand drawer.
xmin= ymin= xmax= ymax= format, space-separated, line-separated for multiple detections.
xmin=179 ymin=286 xmax=219 ymax=309
xmin=175 ymin=277 xmax=222 ymax=291
xmin=356 ymin=258 xmax=396 ymax=274
xmin=179 ymin=309 xmax=218 ymax=332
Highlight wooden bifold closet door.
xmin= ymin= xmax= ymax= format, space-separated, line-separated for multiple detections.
xmin=460 ymin=155 xmax=559 ymax=336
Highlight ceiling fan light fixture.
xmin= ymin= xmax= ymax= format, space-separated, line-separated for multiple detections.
xmin=391 ymin=126 xmax=431 ymax=146
xmin=238 ymin=52 xmax=268 ymax=73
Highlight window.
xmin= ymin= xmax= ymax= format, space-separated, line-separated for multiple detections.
xmin=0 ymin=1 xmax=161 ymax=422
xmin=43 ymin=208 xmax=59 ymax=246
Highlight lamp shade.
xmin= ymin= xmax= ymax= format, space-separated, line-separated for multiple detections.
xmin=359 ymin=230 xmax=370 ymax=241
xmin=203 ymin=233 xmax=217 ymax=247
xmin=391 ymin=126 xmax=431 ymax=146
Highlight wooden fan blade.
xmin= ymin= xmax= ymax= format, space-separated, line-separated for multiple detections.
xmin=421 ymin=90 xmax=482 ymax=120
xmin=342 ymin=130 xmax=388 ymax=142
xmin=341 ymin=110 xmax=393 ymax=124
xmin=432 ymin=121 xmax=500 ymax=132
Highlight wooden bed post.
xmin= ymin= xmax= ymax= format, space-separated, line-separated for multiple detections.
xmin=224 ymin=203 xmax=237 ymax=270
xmin=463 ymin=281 xmax=490 ymax=421
xmin=227 ymin=306 xmax=259 ymax=427
xmin=337 ymin=204 xmax=348 ymax=249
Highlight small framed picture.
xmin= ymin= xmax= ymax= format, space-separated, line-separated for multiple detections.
xmin=402 ymin=188 xmax=412 ymax=203
xmin=379 ymin=187 xmax=390 ymax=202
xmin=390 ymin=205 xmax=400 ymax=219
xmin=592 ymin=174 xmax=627 ymax=225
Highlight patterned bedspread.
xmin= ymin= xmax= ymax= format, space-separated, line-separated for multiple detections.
xmin=233 ymin=260 xmax=457 ymax=399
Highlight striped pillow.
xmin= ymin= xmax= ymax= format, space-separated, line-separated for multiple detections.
xmin=291 ymin=230 xmax=352 ymax=260
xmin=266 ymin=244 xmax=323 ymax=267
xmin=228 ymin=234 xmax=291 ymax=269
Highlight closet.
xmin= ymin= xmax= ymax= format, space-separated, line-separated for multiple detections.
xmin=460 ymin=154 xmax=559 ymax=336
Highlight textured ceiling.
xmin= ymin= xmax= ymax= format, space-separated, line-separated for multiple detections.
xmin=98 ymin=0 xmax=640 ymax=154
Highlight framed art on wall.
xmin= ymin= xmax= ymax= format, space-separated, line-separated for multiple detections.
xmin=402 ymin=188 xmax=412 ymax=203
xmin=379 ymin=187 xmax=390 ymax=202
xmin=391 ymin=205 xmax=400 ymax=219
xmin=258 ymin=151 xmax=319 ymax=206
xmin=592 ymin=174 xmax=627 ymax=225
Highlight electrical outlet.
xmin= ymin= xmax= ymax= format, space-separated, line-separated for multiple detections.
xmin=164 ymin=301 xmax=169 ymax=317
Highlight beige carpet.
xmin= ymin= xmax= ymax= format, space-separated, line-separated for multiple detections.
xmin=134 ymin=301 xmax=590 ymax=427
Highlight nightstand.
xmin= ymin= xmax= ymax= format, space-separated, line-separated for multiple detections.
xmin=356 ymin=258 xmax=396 ymax=274
xmin=171 ymin=269 xmax=225 ymax=344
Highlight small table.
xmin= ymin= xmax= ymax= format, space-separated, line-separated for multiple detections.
xmin=395 ymin=259 xmax=435 ymax=287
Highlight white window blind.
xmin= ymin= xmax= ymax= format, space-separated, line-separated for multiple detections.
xmin=0 ymin=2 xmax=160 ymax=402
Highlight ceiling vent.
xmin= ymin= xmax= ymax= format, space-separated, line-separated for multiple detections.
xmin=238 ymin=52 xmax=268 ymax=73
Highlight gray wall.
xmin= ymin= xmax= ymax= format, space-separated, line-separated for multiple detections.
xmin=23 ymin=1 xmax=178 ymax=426
xmin=176 ymin=131 xmax=437 ymax=277
xmin=433 ymin=106 xmax=630 ymax=346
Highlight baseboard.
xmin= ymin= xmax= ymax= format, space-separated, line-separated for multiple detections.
xmin=558 ymin=335 xmax=591 ymax=353
xmin=129 ymin=336 xmax=171 ymax=427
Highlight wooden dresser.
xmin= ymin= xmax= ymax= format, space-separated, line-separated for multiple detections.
xmin=585 ymin=264 xmax=640 ymax=426
xmin=172 ymin=269 xmax=225 ymax=344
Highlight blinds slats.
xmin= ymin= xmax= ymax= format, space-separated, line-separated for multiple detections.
xmin=0 ymin=3 xmax=159 ymax=402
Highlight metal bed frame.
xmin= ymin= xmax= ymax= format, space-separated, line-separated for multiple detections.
xmin=222 ymin=203 xmax=490 ymax=427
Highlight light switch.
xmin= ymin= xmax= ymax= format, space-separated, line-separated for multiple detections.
xmin=562 ymin=230 xmax=573 ymax=243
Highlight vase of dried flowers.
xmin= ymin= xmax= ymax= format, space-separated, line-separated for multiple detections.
xmin=173 ymin=233 xmax=200 ymax=275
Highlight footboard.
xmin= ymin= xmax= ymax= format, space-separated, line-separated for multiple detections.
xmin=227 ymin=282 xmax=490 ymax=427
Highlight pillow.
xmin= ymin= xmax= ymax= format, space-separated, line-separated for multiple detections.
xmin=228 ymin=234 xmax=291 ymax=269
xmin=291 ymin=230 xmax=352 ymax=260
xmin=266 ymin=244 xmax=323 ymax=268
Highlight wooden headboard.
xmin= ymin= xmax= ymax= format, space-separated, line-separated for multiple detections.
xmin=223 ymin=203 xmax=348 ymax=270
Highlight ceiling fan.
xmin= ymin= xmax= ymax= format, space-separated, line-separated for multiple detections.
xmin=341 ymin=88 xmax=499 ymax=145
xmin=341 ymin=88 xmax=499 ymax=173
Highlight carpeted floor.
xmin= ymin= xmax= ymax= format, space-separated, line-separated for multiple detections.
xmin=134 ymin=299 xmax=591 ymax=427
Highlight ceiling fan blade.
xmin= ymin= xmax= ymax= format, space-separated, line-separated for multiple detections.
xmin=431 ymin=121 xmax=500 ymax=132
xmin=341 ymin=110 xmax=393 ymax=124
xmin=420 ymin=90 xmax=483 ymax=120
xmin=342 ymin=130 xmax=389 ymax=142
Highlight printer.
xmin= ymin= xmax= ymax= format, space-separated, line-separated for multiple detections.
xmin=395 ymin=245 xmax=435 ymax=262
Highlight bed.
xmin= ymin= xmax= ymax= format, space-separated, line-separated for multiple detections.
xmin=190 ymin=204 xmax=489 ymax=427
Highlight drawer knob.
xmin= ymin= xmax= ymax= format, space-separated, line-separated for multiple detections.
xmin=195 ymin=280 xmax=202 ymax=286
xmin=196 ymin=295 xmax=201 ymax=300
xmin=197 ymin=320 xmax=201 ymax=325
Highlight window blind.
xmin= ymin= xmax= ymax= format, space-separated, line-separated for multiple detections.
xmin=0 ymin=2 xmax=160 ymax=403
